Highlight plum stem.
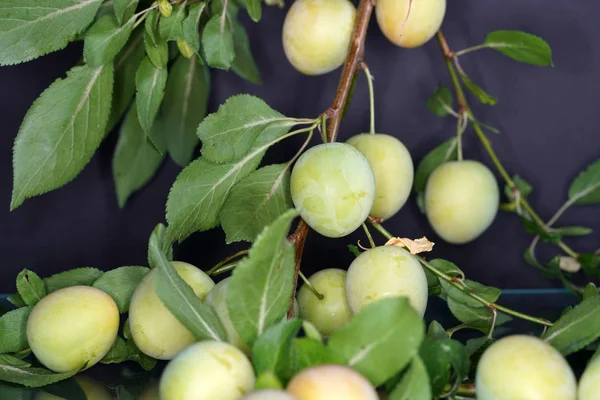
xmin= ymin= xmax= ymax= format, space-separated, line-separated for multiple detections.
xmin=298 ymin=271 xmax=325 ymax=300
xmin=361 ymin=222 xmax=376 ymax=248
xmin=206 ymin=250 xmax=248 ymax=275
xmin=362 ymin=63 xmax=376 ymax=135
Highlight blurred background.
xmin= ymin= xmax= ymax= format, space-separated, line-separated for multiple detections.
xmin=0 ymin=0 xmax=599 ymax=293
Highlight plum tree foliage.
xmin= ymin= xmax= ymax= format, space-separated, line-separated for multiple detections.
xmin=0 ymin=0 xmax=599 ymax=398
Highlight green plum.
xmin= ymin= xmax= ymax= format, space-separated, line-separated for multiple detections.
xmin=345 ymin=246 xmax=428 ymax=316
xmin=297 ymin=268 xmax=351 ymax=336
xmin=286 ymin=365 xmax=378 ymax=400
xmin=424 ymin=160 xmax=499 ymax=244
xmin=241 ymin=390 xmax=298 ymax=400
xmin=159 ymin=340 xmax=255 ymax=400
xmin=129 ymin=261 xmax=215 ymax=360
xmin=476 ymin=335 xmax=576 ymax=400
xmin=376 ymin=0 xmax=446 ymax=48
xmin=290 ymin=143 xmax=375 ymax=238
xmin=282 ymin=0 xmax=356 ymax=75
xmin=34 ymin=376 xmax=112 ymax=400
xmin=26 ymin=286 xmax=119 ymax=373
xmin=347 ymin=133 xmax=414 ymax=220
xmin=577 ymin=353 xmax=600 ymax=400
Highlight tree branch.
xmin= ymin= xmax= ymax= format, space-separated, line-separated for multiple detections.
xmin=286 ymin=0 xmax=376 ymax=317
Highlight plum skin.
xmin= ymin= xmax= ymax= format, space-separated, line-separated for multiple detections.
xmin=345 ymin=246 xmax=428 ymax=317
xmin=376 ymin=0 xmax=446 ymax=48
xmin=346 ymin=133 xmax=414 ymax=220
xmin=282 ymin=0 xmax=356 ymax=75
xmin=424 ymin=160 xmax=499 ymax=244
xmin=159 ymin=340 xmax=255 ymax=400
xmin=290 ymin=143 xmax=376 ymax=238
xmin=476 ymin=335 xmax=576 ymax=400
xmin=297 ymin=268 xmax=351 ymax=336
xmin=286 ymin=364 xmax=378 ymax=400
xmin=128 ymin=261 xmax=215 ymax=360
xmin=26 ymin=285 xmax=119 ymax=373
xmin=241 ymin=390 xmax=298 ymax=400
xmin=578 ymin=354 xmax=600 ymax=400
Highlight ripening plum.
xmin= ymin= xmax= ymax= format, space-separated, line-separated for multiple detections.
xmin=205 ymin=277 xmax=250 ymax=354
xmin=376 ymin=0 xmax=446 ymax=48
xmin=129 ymin=261 xmax=215 ymax=360
xmin=577 ymin=353 xmax=600 ymax=400
xmin=346 ymin=133 xmax=414 ymax=220
xmin=282 ymin=0 xmax=356 ymax=75
xmin=26 ymin=286 xmax=119 ymax=373
xmin=159 ymin=340 xmax=255 ymax=400
xmin=290 ymin=143 xmax=375 ymax=238
xmin=476 ymin=335 xmax=576 ymax=400
xmin=424 ymin=160 xmax=499 ymax=244
xmin=35 ymin=376 xmax=112 ymax=400
xmin=286 ymin=365 xmax=378 ymax=400
xmin=297 ymin=269 xmax=351 ymax=336
xmin=345 ymin=246 xmax=428 ymax=316
xmin=241 ymin=390 xmax=298 ymax=400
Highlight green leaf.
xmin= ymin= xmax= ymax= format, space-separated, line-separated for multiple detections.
xmin=107 ymin=29 xmax=146 ymax=133
xmin=183 ymin=3 xmax=205 ymax=52
xmin=460 ymin=73 xmax=498 ymax=105
xmin=147 ymin=223 xmax=173 ymax=268
xmin=348 ymin=244 xmax=361 ymax=257
xmin=0 ymin=363 xmax=81 ymax=388
xmin=252 ymin=319 xmax=303 ymax=377
xmin=158 ymin=3 xmax=186 ymax=41
xmin=0 ymin=355 xmax=31 ymax=368
xmin=101 ymin=336 xmax=157 ymax=371
xmin=389 ymin=356 xmax=431 ymax=400
xmin=579 ymin=253 xmax=600 ymax=279
xmin=84 ymin=14 xmax=136 ymax=67
xmin=426 ymin=321 xmax=449 ymax=340
xmin=149 ymin=229 xmax=225 ymax=342
xmin=0 ymin=0 xmax=103 ymax=66
xmin=135 ymin=57 xmax=168 ymax=134
xmin=92 ymin=266 xmax=150 ymax=313
xmin=231 ymin=17 xmax=262 ymax=84
xmin=44 ymin=267 xmax=104 ymax=293
xmin=112 ymin=106 xmax=165 ymax=208
xmin=0 ymin=307 xmax=31 ymax=354
xmin=202 ymin=14 xmax=234 ymax=70
xmin=244 ymin=0 xmax=262 ymax=22
xmin=440 ymin=339 xmax=470 ymax=395
xmin=544 ymin=295 xmax=600 ymax=355
xmin=198 ymin=95 xmax=294 ymax=164
xmin=11 ymin=64 xmax=114 ymax=210
xmin=6 ymin=294 xmax=26 ymax=308
xmin=485 ymin=30 xmax=553 ymax=67
xmin=144 ymin=30 xmax=169 ymax=69
xmin=227 ymin=210 xmax=298 ymax=345
xmin=522 ymin=218 xmax=561 ymax=244
xmin=428 ymin=259 xmax=464 ymax=278
xmin=220 ymin=164 xmax=293 ymax=243
xmin=413 ymin=138 xmax=458 ymax=193
xmin=504 ymin=175 xmax=533 ymax=200
xmin=419 ymin=338 xmax=450 ymax=398
xmin=16 ymin=269 xmax=46 ymax=306
xmin=553 ymin=226 xmax=593 ymax=237
xmin=568 ymin=158 xmax=600 ymax=205
xmin=446 ymin=298 xmax=496 ymax=333
xmin=161 ymin=55 xmax=210 ymax=166
xmin=285 ymin=338 xmax=345 ymax=381
xmin=165 ymin=121 xmax=288 ymax=243
xmin=583 ymin=283 xmax=598 ymax=300
xmin=328 ymin=297 xmax=425 ymax=386
xmin=465 ymin=336 xmax=493 ymax=358
xmin=427 ymin=85 xmax=454 ymax=117
xmin=440 ymin=279 xmax=501 ymax=308
xmin=114 ymin=0 xmax=139 ymax=25
xmin=144 ymin=9 xmax=160 ymax=46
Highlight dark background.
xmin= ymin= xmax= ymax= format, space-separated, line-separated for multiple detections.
xmin=1 ymin=1 xmax=599 ymax=293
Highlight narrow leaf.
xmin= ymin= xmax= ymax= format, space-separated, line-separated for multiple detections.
xmin=114 ymin=0 xmax=139 ymax=25
xmin=135 ymin=57 xmax=168 ymax=134
xmin=144 ymin=9 xmax=160 ymax=46
xmin=328 ymin=297 xmax=425 ymax=386
xmin=389 ymin=356 xmax=431 ymax=400
xmin=12 ymin=65 xmax=114 ymax=210
xmin=16 ymin=269 xmax=46 ymax=306
xmin=0 ymin=355 xmax=31 ymax=368
xmin=112 ymin=106 xmax=165 ymax=207
xmin=553 ymin=226 xmax=593 ymax=237
xmin=244 ymin=0 xmax=262 ymax=22
xmin=198 ymin=95 xmax=293 ymax=164
xmin=149 ymin=231 xmax=225 ymax=342
xmin=440 ymin=279 xmax=502 ymax=308
xmin=460 ymin=73 xmax=498 ymax=105
xmin=568 ymin=158 xmax=600 ymax=205
xmin=285 ymin=338 xmax=345 ymax=381
xmin=0 ymin=307 xmax=32 ymax=354
xmin=231 ymin=18 xmax=262 ymax=84
xmin=202 ymin=14 xmax=235 ymax=70
xmin=84 ymin=14 xmax=136 ymax=67
xmin=427 ymin=85 xmax=454 ymax=117
xmin=44 ymin=268 xmax=104 ymax=293
xmin=485 ymin=30 xmax=553 ymax=67
xmin=0 ymin=364 xmax=81 ymax=388
xmin=183 ymin=3 xmax=205 ymax=52
xmin=226 ymin=210 xmax=298 ymax=345
xmin=101 ymin=336 xmax=157 ymax=371
xmin=147 ymin=223 xmax=173 ymax=268
xmin=252 ymin=319 xmax=303 ymax=376
xmin=419 ymin=338 xmax=450 ymax=398
xmin=413 ymin=139 xmax=458 ymax=193
xmin=144 ymin=31 xmax=169 ymax=69
xmin=92 ymin=266 xmax=150 ymax=313
xmin=544 ymin=295 xmax=600 ymax=355
xmin=158 ymin=3 xmax=186 ymax=41
xmin=0 ymin=0 xmax=103 ymax=66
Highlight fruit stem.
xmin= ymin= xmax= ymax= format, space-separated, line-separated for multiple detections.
xmin=436 ymin=30 xmax=579 ymax=260
xmin=287 ymin=220 xmax=309 ymax=318
xmin=367 ymin=217 xmax=554 ymax=327
xmin=454 ymin=43 xmax=491 ymax=58
xmin=362 ymin=63 xmax=376 ymax=135
xmin=443 ymin=383 xmax=477 ymax=397
xmin=209 ymin=262 xmax=237 ymax=276
xmin=206 ymin=250 xmax=248 ymax=275
xmin=299 ymin=270 xmax=325 ymax=300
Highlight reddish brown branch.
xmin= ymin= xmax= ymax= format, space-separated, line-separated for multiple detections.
xmin=286 ymin=0 xmax=376 ymax=317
